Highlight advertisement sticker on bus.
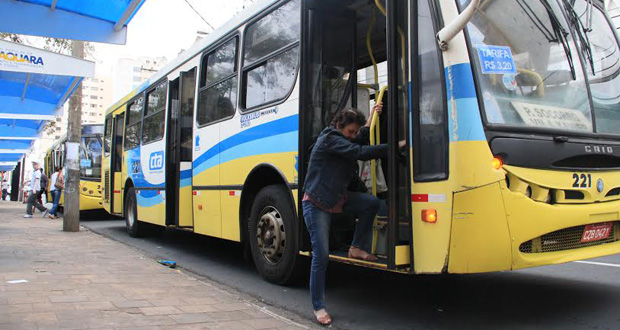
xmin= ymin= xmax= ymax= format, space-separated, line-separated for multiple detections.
xmin=476 ymin=45 xmax=517 ymax=75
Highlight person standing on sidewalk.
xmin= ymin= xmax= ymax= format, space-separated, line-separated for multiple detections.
xmin=24 ymin=160 xmax=49 ymax=218
xmin=1 ymin=173 xmax=9 ymax=201
xmin=49 ymin=166 xmax=63 ymax=219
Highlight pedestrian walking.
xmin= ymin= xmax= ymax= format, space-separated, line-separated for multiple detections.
xmin=49 ymin=166 xmax=63 ymax=219
xmin=1 ymin=172 xmax=9 ymax=201
xmin=24 ymin=160 xmax=49 ymax=218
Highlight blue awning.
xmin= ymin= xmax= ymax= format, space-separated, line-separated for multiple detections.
xmin=0 ymin=40 xmax=95 ymax=171
xmin=0 ymin=0 xmax=147 ymax=44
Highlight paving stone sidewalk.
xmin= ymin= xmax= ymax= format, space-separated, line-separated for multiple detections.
xmin=0 ymin=202 xmax=315 ymax=330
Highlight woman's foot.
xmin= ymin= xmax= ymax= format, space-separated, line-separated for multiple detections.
xmin=314 ymin=308 xmax=332 ymax=326
xmin=348 ymin=246 xmax=378 ymax=262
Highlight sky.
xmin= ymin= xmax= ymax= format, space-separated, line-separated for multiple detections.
xmin=92 ymin=0 xmax=257 ymax=74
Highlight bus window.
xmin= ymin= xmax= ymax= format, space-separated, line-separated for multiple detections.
xmin=124 ymin=95 xmax=144 ymax=150
xmin=197 ymin=37 xmax=238 ymax=126
xmin=414 ymin=0 xmax=448 ymax=181
xmin=80 ymin=136 xmax=103 ymax=179
xmin=143 ymin=81 xmax=168 ymax=144
xmin=241 ymin=0 xmax=300 ymax=110
xmin=104 ymin=115 xmax=112 ymax=156
xmin=573 ymin=1 xmax=620 ymax=134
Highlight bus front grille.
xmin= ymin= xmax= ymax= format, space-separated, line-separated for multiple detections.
xmin=519 ymin=221 xmax=620 ymax=253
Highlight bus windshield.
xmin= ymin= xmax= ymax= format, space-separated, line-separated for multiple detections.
xmin=80 ymin=136 xmax=103 ymax=179
xmin=464 ymin=0 xmax=620 ymax=135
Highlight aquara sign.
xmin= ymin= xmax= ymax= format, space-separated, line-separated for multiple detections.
xmin=0 ymin=48 xmax=45 ymax=68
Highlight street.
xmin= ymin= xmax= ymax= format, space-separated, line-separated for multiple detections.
xmin=84 ymin=219 xmax=620 ymax=330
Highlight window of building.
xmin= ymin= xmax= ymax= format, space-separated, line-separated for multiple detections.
xmin=91 ymin=87 xmax=99 ymax=91
xmin=90 ymin=95 xmax=98 ymax=100
xmin=196 ymin=37 xmax=238 ymax=126
xmin=241 ymin=0 xmax=300 ymax=110
xmin=142 ymin=81 xmax=167 ymax=144
xmin=124 ymin=95 xmax=144 ymax=150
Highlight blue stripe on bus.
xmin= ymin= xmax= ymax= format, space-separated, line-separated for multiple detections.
xmin=445 ymin=63 xmax=477 ymax=100
xmin=180 ymin=169 xmax=192 ymax=188
xmin=192 ymin=114 xmax=298 ymax=173
xmin=448 ymin=97 xmax=486 ymax=142
xmin=193 ymin=130 xmax=298 ymax=176
xmin=136 ymin=192 xmax=163 ymax=208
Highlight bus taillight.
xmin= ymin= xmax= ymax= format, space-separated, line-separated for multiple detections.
xmin=422 ymin=209 xmax=437 ymax=223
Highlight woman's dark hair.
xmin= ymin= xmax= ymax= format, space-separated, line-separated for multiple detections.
xmin=331 ymin=108 xmax=366 ymax=129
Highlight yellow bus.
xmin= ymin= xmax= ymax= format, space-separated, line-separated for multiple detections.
xmin=102 ymin=0 xmax=620 ymax=284
xmin=45 ymin=124 xmax=104 ymax=213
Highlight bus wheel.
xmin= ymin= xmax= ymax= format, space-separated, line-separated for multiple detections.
xmin=125 ymin=187 xmax=143 ymax=237
xmin=249 ymin=184 xmax=300 ymax=285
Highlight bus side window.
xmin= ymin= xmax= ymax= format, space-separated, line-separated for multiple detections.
xmin=196 ymin=37 xmax=238 ymax=126
xmin=413 ymin=0 xmax=448 ymax=181
xmin=104 ymin=115 xmax=112 ymax=156
xmin=240 ymin=0 xmax=300 ymax=111
xmin=142 ymin=81 xmax=167 ymax=144
xmin=124 ymin=95 xmax=144 ymax=150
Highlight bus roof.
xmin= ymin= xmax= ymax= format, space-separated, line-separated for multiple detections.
xmin=104 ymin=0 xmax=278 ymax=116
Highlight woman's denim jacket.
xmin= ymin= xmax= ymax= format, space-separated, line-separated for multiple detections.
xmin=303 ymin=125 xmax=388 ymax=210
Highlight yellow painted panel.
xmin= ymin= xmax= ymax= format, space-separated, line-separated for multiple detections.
xmin=193 ymin=190 xmax=221 ymax=238
xmin=411 ymin=180 xmax=453 ymax=273
xmin=178 ymin=185 xmax=193 ymax=227
xmin=220 ymin=190 xmax=241 ymax=242
xmin=395 ymin=245 xmax=410 ymax=266
xmin=113 ymin=172 xmax=123 ymax=214
xmin=412 ymin=140 xmax=505 ymax=273
xmin=137 ymin=190 xmax=166 ymax=226
xmin=448 ymin=182 xmax=512 ymax=273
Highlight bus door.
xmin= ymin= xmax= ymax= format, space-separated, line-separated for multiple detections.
xmin=166 ymin=69 xmax=196 ymax=228
xmin=300 ymin=0 xmax=412 ymax=269
xmin=103 ymin=117 xmax=113 ymax=212
xmin=111 ymin=112 xmax=125 ymax=214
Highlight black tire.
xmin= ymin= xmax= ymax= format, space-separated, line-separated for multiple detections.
xmin=124 ymin=187 xmax=145 ymax=237
xmin=248 ymin=184 xmax=302 ymax=285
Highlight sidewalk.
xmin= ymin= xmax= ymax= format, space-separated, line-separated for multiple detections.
xmin=0 ymin=202 xmax=314 ymax=330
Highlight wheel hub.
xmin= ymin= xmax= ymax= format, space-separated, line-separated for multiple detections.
xmin=256 ymin=207 xmax=286 ymax=264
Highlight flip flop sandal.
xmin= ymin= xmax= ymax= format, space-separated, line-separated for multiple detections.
xmin=316 ymin=314 xmax=333 ymax=326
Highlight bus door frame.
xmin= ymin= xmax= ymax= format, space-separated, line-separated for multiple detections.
xmin=165 ymin=69 xmax=196 ymax=228
xmin=166 ymin=78 xmax=181 ymax=226
xmin=110 ymin=112 xmax=125 ymax=215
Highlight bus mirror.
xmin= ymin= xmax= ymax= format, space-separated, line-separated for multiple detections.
xmin=436 ymin=0 xmax=481 ymax=51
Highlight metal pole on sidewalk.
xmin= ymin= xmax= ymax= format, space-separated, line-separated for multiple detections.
xmin=64 ymin=40 xmax=83 ymax=232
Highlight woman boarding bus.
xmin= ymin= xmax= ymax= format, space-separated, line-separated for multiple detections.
xmin=101 ymin=0 xmax=620 ymax=320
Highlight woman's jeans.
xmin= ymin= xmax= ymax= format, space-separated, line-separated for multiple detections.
xmin=303 ymin=191 xmax=381 ymax=311
xmin=50 ymin=190 xmax=61 ymax=216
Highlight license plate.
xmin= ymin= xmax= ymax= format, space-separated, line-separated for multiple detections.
xmin=581 ymin=222 xmax=613 ymax=243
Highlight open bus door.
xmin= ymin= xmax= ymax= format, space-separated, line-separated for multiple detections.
xmin=165 ymin=69 xmax=196 ymax=228
xmin=300 ymin=0 xmax=412 ymax=270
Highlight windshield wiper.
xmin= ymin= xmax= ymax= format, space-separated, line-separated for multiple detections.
xmin=540 ymin=0 xmax=577 ymax=80
xmin=562 ymin=0 xmax=596 ymax=76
